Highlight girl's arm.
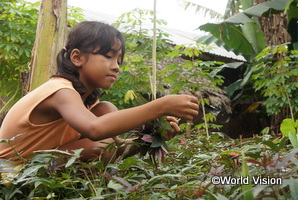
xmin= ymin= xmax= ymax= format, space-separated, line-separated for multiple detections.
xmin=50 ymin=88 xmax=198 ymax=141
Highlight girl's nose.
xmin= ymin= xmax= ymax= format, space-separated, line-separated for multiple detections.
xmin=111 ymin=62 xmax=119 ymax=73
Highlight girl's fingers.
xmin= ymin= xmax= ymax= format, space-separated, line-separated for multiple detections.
xmin=190 ymin=102 xmax=199 ymax=111
xmin=166 ymin=116 xmax=179 ymax=124
xmin=170 ymin=121 xmax=180 ymax=132
xmin=190 ymin=96 xmax=199 ymax=103
xmin=163 ymin=116 xmax=181 ymax=141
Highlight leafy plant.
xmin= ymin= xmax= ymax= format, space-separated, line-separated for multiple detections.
xmin=0 ymin=0 xmax=39 ymax=110
xmin=197 ymin=0 xmax=297 ymax=102
xmin=198 ymin=0 xmax=290 ymax=62
xmin=280 ymin=118 xmax=298 ymax=148
xmin=102 ymin=8 xmax=223 ymax=113
xmin=251 ymin=44 xmax=298 ymax=117
xmin=0 ymin=0 xmax=86 ymax=112
xmin=4 ymin=3 xmax=298 ymax=200
xmin=2 ymin=128 xmax=298 ymax=199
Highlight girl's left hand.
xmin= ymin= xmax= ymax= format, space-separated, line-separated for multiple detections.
xmin=163 ymin=116 xmax=180 ymax=141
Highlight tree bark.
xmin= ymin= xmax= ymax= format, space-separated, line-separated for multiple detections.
xmin=256 ymin=0 xmax=291 ymax=46
xmin=27 ymin=0 xmax=67 ymax=92
xmin=255 ymin=0 xmax=292 ymax=131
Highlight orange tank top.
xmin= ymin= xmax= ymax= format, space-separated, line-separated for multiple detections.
xmin=0 ymin=77 xmax=84 ymax=162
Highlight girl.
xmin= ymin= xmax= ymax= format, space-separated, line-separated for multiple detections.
xmin=0 ymin=21 xmax=199 ymax=164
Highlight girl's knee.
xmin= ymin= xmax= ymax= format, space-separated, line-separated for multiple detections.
xmin=59 ymin=138 xmax=117 ymax=162
xmin=91 ymin=101 xmax=118 ymax=117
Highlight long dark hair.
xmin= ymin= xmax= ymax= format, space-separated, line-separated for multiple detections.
xmin=55 ymin=21 xmax=125 ymax=106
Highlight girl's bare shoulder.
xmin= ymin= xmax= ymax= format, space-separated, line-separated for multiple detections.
xmin=29 ymin=88 xmax=82 ymax=124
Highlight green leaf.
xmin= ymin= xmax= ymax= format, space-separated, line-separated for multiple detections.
xmin=118 ymin=157 xmax=140 ymax=171
xmin=280 ymin=118 xmax=296 ymax=137
xmin=199 ymin=23 xmax=254 ymax=61
xmin=198 ymin=0 xmax=290 ymax=62
xmin=210 ymin=62 xmax=244 ymax=77
xmin=225 ymin=79 xmax=242 ymax=98
xmin=262 ymin=140 xmax=280 ymax=152
xmin=217 ymin=193 xmax=230 ymax=200
xmin=225 ymin=12 xmax=253 ymax=23
xmin=263 ymin=137 xmax=287 ymax=152
xmin=241 ymin=22 xmax=265 ymax=54
xmin=244 ymin=0 xmax=291 ymax=17
xmin=288 ymin=132 xmax=298 ymax=148
xmin=107 ymin=180 xmax=123 ymax=191
xmin=241 ymin=151 xmax=254 ymax=200
xmin=289 ymin=177 xmax=298 ymax=199
xmin=280 ymin=119 xmax=298 ymax=148
xmin=151 ymin=135 xmax=165 ymax=148
xmin=157 ymin=117 xmax=172 ymax=137
xmin=65 ymin=148 xmax=83 ymax=168
xmin=92 ymin=161 xmax=104 ymax=170
xmin=124 ymin=90 xmax=136 ymax=103
xmin=240 ymin=67 xmax=253 ymax=87
xmin=241 ymin=0 xmax=255 ymax=10
xmin=295 ymin=119 xmax=298 ymax=128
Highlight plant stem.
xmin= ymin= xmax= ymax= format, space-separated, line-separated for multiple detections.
xmin=201 ymin=98 xmax=209 ymax=139
xmin=285 ymin=91 xmax=294 ymax=120
xmin=82 ymin=170 xmax=98 ymax=197
xmin=151 ymin=0 xmax=157 ymax=100
xmin=0 ymin=82 xmax=19 ymax=113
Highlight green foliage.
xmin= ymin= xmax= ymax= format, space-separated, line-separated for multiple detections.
xmin=100 ymin=8 xmax=223 ymax=110
xmin=251 ymin=44 xmax=298 ymax=116
xmin=198 ymin=0 xmax=290 ymax=62
xmin=240 ymin=152 xmax=254 ymax=200
xmin=67 ymin=6 xmax=85 ymax=28
xmin=2 ymin=130 xmax=298 ymax=199
xmin=101 ymin=8 xmax=165 ymax=109
xmin=199 ymin=22 xmax=263 ymax=62
xmin=280 ymin=118 xmax=298 ymax=148
xmin=284 ymin=0 xmax=298 ymax=50
xmin=0 ymin=0 xmax=39 ymax=109
xmin=0 ymin=0 xmax=86 ymax=111
xmin=197 ymin=0 xmax=298 ymax=106
xmin=4 ymin=3 xmax=298 ymax=200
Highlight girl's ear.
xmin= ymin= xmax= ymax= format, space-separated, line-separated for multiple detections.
xmin=70 ymin=49 xmax=85 ymax=67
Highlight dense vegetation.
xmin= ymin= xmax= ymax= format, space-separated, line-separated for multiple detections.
xmin=2 ymin=132 xmax=298 ymax=199
xmin=1 ymin=0 xmax=298 ymax=199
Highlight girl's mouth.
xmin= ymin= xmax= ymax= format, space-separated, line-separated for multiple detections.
xmin=107 ymin=74 xmax=117 ymax=81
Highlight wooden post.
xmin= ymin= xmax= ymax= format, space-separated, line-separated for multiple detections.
xmin=28 ymin=0 xmax=67 ymax=91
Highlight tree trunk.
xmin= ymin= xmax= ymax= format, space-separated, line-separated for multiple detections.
xmin=255 ymin=0 xmax=292 ymax=131
xmin=256 ymin=0 xmax=291 ymax=46
xmin=27 ymin=0 xmax=67 ymax=92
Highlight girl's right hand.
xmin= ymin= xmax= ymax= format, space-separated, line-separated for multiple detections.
xmin=160 ymin=95 xmax=199 ymax=120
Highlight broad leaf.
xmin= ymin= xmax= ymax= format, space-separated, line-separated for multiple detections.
xmin=199 ymin=23 xmax=254 ymax=61
xmin=244 ymin=0 xmax=291 ymax=17
xmin=151 ymin=135 xmax=166 ymax=148
xmin=118 ymin=157 xmax=140 ymax=171
xmin=289 ymin=177 xmax=298 ymax=199
xmin=225 ymin=79 xmax=242 ymax=98
xmin=241 ymin=21 xmax=265 ymax=54
xmin=280 ymin=119 xmax=298 ymax=148
xmin=198 ymin=0 xmax=290 ymax=62
xmin=288 ymin=133 xmax=298 ymax=148
xmin=107 ymin=180 xmax=123 ymax=191
xmin=280 ymin=118 xmax=296 ymax=137
xmin=241 ymin=151 xmax=254 ymax=200
xmin=211 ymin=62 xmax=244 ymax=77
xmin=225 ymin=12 xmax=253 ymax=23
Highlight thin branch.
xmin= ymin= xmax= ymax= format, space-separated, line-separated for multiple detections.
xmin=151 ymin=0 xmax=157 ymax=100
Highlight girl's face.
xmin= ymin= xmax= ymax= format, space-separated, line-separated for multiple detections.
xmin=75 ymin=39 xmax=123 ymax=90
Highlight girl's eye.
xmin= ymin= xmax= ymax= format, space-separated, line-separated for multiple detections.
xmin=104 ymin=55 xmax=112 ymax=59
